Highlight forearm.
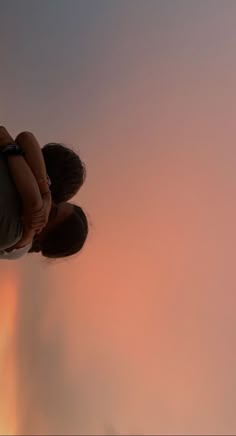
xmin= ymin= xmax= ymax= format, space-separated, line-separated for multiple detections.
xmin=0 ymin=126 xmax=43 ymax=214
xmin=6 ymin=155 xmax=43 ymax=212
xmin=15 ymin=132 xmax=50 ymax=195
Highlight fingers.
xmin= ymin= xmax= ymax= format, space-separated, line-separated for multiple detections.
xmin=30 ymin=218 xmax=47 ymax=229
xmin=30 ymin=221 xmax=46 ymax=230
xmin=29 ymin=222 xmax=46 ymax=234
xmin=26 ymin=213 xmax=48 ymax=230
xmin=23 ymin=204 xmax=50 ymax=233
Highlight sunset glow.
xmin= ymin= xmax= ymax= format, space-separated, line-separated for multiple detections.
xmin=0 ymin=273 xmax=18 ymax=435
xmin=1 ymin=1 xmax=236 ymax=434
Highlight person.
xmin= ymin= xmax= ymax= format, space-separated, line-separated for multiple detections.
xmin=0 ymin=127 xmax=86 ymax=231
xmin=0 ymin=126 xmax=88 ymax=260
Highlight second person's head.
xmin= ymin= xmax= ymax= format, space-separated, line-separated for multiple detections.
xmin=30 ymin=202 xmax=88 ymax=258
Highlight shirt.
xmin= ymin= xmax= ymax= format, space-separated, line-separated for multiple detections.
xmin=0 ymin=242 xmax=32 ymax=260
xmin=0 ymin=156 xmax=23 ymax=250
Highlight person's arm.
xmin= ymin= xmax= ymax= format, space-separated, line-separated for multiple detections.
xmin=1 ymin=125 xmax=53 ymax=230
xmin=7 ymin=153 xmax=43 ymax=209
xmin=15 ymin=131 xmax=51 ymax=196
xmin=4 ymin=155 xmax=42 ymax=249
xmin=0 ymin=127 xmax=43 ymax=249
xmin=0 ymin=127 xmax=43 ymax=213
xmin=15 ymin=131 xmax=52 ymax=232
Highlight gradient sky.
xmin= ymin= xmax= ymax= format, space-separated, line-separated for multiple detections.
xmin=1 ymin=0 xmax=236 ymax=434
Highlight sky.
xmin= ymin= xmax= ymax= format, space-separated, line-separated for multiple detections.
xmin=1 ymin=0 xmax=236 ymax=434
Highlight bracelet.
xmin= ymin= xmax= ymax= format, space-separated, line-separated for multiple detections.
xmin=1 ymin=144 xmax=25 ymax=157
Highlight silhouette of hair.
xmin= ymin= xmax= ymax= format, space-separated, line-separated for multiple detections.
xmin=29 ymin=205 xmax=88 ymax=258
xmin=42 ymin=143 xmax=86 ymax=203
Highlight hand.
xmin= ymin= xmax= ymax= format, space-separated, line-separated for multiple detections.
xmin=24 ymin=192 xmax=52 ymax=233
xmin=0 ymin=126 xmax=15 ymax=147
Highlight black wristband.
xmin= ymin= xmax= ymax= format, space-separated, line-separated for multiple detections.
xmin=1 ymin=144 xmax=25 ymax=157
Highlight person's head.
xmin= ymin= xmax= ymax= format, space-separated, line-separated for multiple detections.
xmin=42 ymin=143 xmax=86 ymax=203
xmin=29 ymin=202 xmax=88 ymax=258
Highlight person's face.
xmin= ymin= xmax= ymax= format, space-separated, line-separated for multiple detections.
xmin=39 ymin=202 xmax=74 ymax=240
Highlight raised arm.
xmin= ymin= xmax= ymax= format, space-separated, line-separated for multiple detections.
xmin=0 ymin=127 xmax=43 ymax=248
xmin=15 ymin=131 xmax=51 ymax=197
xmin=15 ymin=131 xmax=52 ymax=233
xmin=0 ymin=127 xmax=43 ymax=212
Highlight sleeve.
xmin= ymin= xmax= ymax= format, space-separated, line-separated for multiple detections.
xmin=0 ymin=242 xmax=32 ymax=260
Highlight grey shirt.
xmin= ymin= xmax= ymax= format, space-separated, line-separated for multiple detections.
xmin=0 ymin=156 xmax=23 ymax=250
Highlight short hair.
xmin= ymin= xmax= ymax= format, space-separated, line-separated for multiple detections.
xmin=38 ymin=205 xmax=88 ymax=258
xmin=42 ymin=143 xmax=86 ymax=203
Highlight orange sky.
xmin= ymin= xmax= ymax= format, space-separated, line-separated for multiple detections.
xmin=1 ymin=0 xmax=236 ymax=434
xmin=0 ymin=271 xmax=18 ymax=435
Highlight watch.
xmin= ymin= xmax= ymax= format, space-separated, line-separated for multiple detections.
xmin=1 ymin=144 xmax=25 ymax=157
